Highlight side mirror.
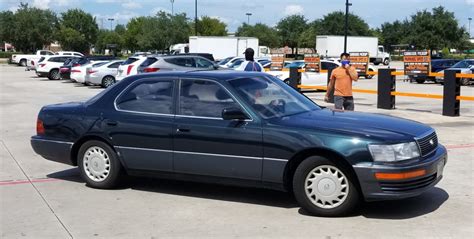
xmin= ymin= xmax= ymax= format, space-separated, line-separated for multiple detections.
xmin=222 ymin=107 xmax=249 ymax=121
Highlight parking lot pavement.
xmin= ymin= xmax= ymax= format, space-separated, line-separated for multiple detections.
xmin=1 ymin=64 xmax=473 ymax=238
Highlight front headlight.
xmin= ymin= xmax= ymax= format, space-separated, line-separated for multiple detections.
xmin=368 ymin=142 xmax=420 ymax=162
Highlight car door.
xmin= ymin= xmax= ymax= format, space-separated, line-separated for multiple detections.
xmin=173 ymin=78 xmax=263 ymax=181
xmin=103 ymin=78 xmax=176 ymax=172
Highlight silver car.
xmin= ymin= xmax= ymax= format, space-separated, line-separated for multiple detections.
xmin=137 ymin=55 xmax=218 ymax=74
xmin=85 ymin=60 xmax=123 ymax=88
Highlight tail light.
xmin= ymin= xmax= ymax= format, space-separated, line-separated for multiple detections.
xmin=126 ymin=65 xmax=134 ymax=75
xmin=60 ymin=68 xmax=69 ymax=73
xmin=73 ymin=63 xmax=80 ymax=67
xmin=87 ymin=70 xmax=97 ymax=74
xmin=144 ymin=67 xmax=160 ymax=73
xmin=36 ymin=119 xmax=45 ymax=135
xmin=31 ymin=60 xmax=35 ymax=65
xmin=39 ymin=64 xmax=46 ymax=68
xmin=71 ymin=69 xmax=81 ymax=73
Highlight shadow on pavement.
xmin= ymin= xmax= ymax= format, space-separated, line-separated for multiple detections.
xmin=48 ymin=168 xmax=448 ymax=216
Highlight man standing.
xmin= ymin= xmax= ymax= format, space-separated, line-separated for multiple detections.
xmin=235 ymin=48 xmax=264 ymax=72
xmin=325 ymin=53 xmax=358 ymax=111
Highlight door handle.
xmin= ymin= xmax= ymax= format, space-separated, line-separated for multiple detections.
xmin=176 ymin=128 xmax=190 ymax=133
xmin=105 ymin=119 xmax=118 ymax=126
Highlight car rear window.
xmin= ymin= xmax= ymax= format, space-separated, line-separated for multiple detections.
xmin=141 ymin=58 xmax=158 ymax=67
xmin=92 ymin=62 xmax=108 ymax=67
xmin=122 ymin=57 xmax=139 ymax=65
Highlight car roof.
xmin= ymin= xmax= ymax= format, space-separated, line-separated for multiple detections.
xmin=122 ymin=70 xmax=269 ymax=83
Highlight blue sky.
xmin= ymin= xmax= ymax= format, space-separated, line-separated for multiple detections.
xmin=3 ymin=0 xmax=474 ymax=33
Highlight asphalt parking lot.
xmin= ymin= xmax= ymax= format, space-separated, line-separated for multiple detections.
xmin=1 ymin=64 xmax=473 ymax=238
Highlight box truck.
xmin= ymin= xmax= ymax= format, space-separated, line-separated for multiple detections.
xmin=170 ymin=36 xmax=267 ymax=61
xmin=316 ymin=35 xmax=390 ymax=65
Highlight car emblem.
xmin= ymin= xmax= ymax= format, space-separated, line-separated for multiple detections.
xmin=429 ymin=139 xmax=434 ymax=145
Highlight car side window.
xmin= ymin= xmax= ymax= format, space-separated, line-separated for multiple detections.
xmin=116 ymin=80 xmax=174 ymax=115
xmin=74 ymin=53 xmax=82 ymax=56
xmin=179 ymin=79 xmax=240 ymax=118
xmin=195 ymin=58 xmax=214 ymax=68
xmin=108 ymin=62 xmax=121 ymax=68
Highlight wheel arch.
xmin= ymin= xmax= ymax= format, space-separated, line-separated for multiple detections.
xmin=282 ymin=147 xmax=362 ymax=193
xmin=70 ymin=134 xmax=117 ymax=166
xmin=102 ymin=75 xmax=116 ymax=81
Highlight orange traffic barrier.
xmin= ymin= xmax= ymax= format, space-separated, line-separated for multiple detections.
xmin=367 ymin=71 xmax=378 ymax=75
xmin=390 ymin=71 xmax=405 ymax=76
xmin=457 ymin=96 xmax=474 ymax=101
xmin=390 ymin=91 xmax=443 ymax=99
xmin=456 ymin=73 xmax=474 ymax=78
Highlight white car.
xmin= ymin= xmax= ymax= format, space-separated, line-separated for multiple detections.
xmin=70 ymin=61 xmax=109 ymax=84
xmin=27 ymin=51 xmax=83 ymax=71
xmin=435 ymin=59 xmax=474 ymax=86
xmin=12 ymin=50 xmax=54 ymax=66
xmin=116 ymin=56 xmax=148 ymax=81
xmin=35 ymin=55 xmax=81 ymax=80
xmin=85 ymin=60 xmax=123 ymax=88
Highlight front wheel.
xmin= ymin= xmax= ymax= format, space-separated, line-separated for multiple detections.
xmin=19 ymin=59 xmax=27 ymax=66
xmin=416 ymin=79 xmax=425 ymax=84
xmin=77 ymin=140 xmax=124 ymax=189
xmin=383 ymin=58 xmax=390 ymax=65
xmin=102 ymin=76 xmax=116 ymax=88
xmin=48 ymin=69 xmax=60 ymax=80
xmin=293 ymin=156 xmax=360 ymax=217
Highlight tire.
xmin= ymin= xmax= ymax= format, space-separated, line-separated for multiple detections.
xmin=461 ymin=78 xmax=470 ymax=86
xmin=416 ymin=79 xmax=425 ymax=84
xmin=77 ymin=140 xmax=124 ymax=189
xmin=101 ymin=76 xmax=116 ymax=88
xmin=293 ymin=156 xmax=360 ymax=217
xmin=374 ymin=62 xmax=380 ymax=66
xmin=19 ymin=59 xmax=26 ymax=66
xmin=48 ymin=69 xmax=60 ymax=80
xmin=383 ymin=58 xmax=390 ymax=65
xmin=365 ymin=71 xmax=374 ymax=79
xmin=283 ymin=78 xmax=290 ymax=85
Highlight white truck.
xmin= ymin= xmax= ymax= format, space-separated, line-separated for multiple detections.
xmin=316 ymin=35 xmax=390 ymax=65
xmin=171 ymin=36 xmax=267 ymax=61
xmin=11 ymin=50 xmax=55 ymax=66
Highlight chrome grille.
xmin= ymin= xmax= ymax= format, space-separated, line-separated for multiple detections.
xmin=416 ymin=131 xmax=438 ymax=157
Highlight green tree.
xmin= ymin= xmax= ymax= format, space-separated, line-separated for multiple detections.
xmin=276 ymin=15 xmax=307 ymax=54
xmin=235 ymin=23 xmax=280 ymax=48
xmin=9 ymin=3 xmax=58 ymax=53
xmin=315 ymin=11 xmax=372 ymax=36
xmin=195 ymin=16 xmax=227 ymax=36
xmin=378 ymin=20 xmax=409 ymax=52
xmin=298 ymin=21 xmax=318 ymax=51
xmin=114 ymin=24 xmax=126 ymax=35
xmin=57 ymin=9 xmax=98 ymax=53
xmin=95 ymin=30 xmax=123 ymax=53
xmin=404 ymin=6 xmax=468 ymax=50
xmin=0 ymin=11 xmax=15 ymax=44
xmin=124 ymin=17 xmax=147 ymax=51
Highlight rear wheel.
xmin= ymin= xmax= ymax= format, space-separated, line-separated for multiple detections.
xmin=101 ymin=76 xmax=116 ymax=88
xmin=365 ymin=70 xmax=374 ymax=79
xmin=19 ymin=59 xmax=26 ymax=66
xmin=293 ymin=156 xmax=360 ymax=217
xmin=77 ymin=140 xmax=124 ymax=189
xmin=416 ymin=79 xmax=425 ymax=84
xmin=383 ymin=58 xmax=390 ymax=65
xmin=48 ymin=69 xmax=60 ymax=80
xmin=461 ymin=78 xmax=470 ymax=86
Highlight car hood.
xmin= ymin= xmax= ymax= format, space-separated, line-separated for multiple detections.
xmin=267 ymin=108 xmax=432 ymax=143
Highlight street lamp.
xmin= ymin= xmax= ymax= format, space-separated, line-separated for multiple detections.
xmin=194 ymin=0 xmax=197 ymax=35
xmin=469 ymin=17 xmax=472 ymax=38
xmin=246 ymin=12 xmax=252 ymax=25
xmin=170 ymin=0 xmax=175 ymax=15
xmin=344 ymin=0 xmax=352 ymax=54
xmin=107 ymin=18 xmax=114 ymax=31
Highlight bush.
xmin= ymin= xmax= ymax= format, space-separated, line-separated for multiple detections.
xmin=0 ymin=52 xmax=17 ymax=59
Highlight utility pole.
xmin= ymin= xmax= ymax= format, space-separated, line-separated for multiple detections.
xmin=246 ymin=12 xmax=252 ymax=25
xmin=194 ymin=0 xmax=198 ymax=35
xmin=344 ymin=0 xmax=352 ymax=54
xmin=170 ymin=0 xmax=175 ymax=15
xmin=107 ymin=18 xmax=114 ymax=31
xmin=469 ymin=17 xmax=472 ymax=38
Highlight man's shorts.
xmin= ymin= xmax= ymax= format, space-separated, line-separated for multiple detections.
xmin=334 ymin=96 xmax=354 ymax=111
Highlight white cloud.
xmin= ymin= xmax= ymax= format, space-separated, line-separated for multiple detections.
xmin=57 ymin=0 xmax=72 ymax=6
xmin=284 ymin=4 xmax=304 ymax=16
xmin=32 ymin=0 xmax=51 ymax=9
xmin=467 ymin=0 xmax=474 ymax=5
xmin=122 ymin=1 xmax=142 ymax=9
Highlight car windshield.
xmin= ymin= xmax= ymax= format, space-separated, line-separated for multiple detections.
xmin=122 ymin=57 xmax=139 ymax=65
xmin=218 ymin=57 xmax=233 ymax=65
xmin=228 ymin=75 xmax=320 ymax=119
xmin=451 ymin=60 xmax=474 ymax=68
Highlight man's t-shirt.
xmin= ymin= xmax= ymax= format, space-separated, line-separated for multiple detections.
xmin=330 ymin=67 xmax=357 ymax=96
xmin=235 ymin=61 xmax=264 ymax=72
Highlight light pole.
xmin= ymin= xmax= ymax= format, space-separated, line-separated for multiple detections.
xmin=469 ymin=17 xmax=472 ymax=38
xmin=107 ymin=18 xmax=114 ymax=31
xmin=170 ymin=0 xmax=175 ymax=15
xmin=246 ymin=12 xmax=252 ymax=25
xmin=344 ymin=0 xmax=352 ymax=54
xmin=194 ymin=0 xmax=197 ymax=35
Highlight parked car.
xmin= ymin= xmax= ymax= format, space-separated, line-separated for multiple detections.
xmin=36 ymin=56 xmax=81 ymax=80
xmin=218 ymin=56 xmax=244 ymax=68
xmin=11 ymin=50 xmax=54 ymax=66
xmin=116 ymin=56 xmax=148 ymax=81
xmin=31 ymin=70 xmax=446 ymax=217
xmin=85 ymin=60 xmax=123 ymax=88
xmin=59 ymin=56 xmax=118 ymax=80
xmin=137 ymin=55 xmax=218 ymax=74
xmin=176 ymin=53 xmax=215 ymax=62
xmin=70 ymin=61 xmax=109 ymax=84
xmin=435 ymin=59 xmax=474 ymax=85
xmin=26 ymin=51 xmax=83 ymax=70
xmin=409 ymin=59 xmax=460 ymax=84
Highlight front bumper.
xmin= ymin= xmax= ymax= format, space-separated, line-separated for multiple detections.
xmin=353 ymin=145 xmax=447 ymax=201
xmin=30 ymin=136 xmax=75 ymax=166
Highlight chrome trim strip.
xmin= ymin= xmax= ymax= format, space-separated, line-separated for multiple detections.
xmin=115 ymin=146 xmax=262 ymax=160
xmin=31 ymin=138 xmax=74 ymax=145
xmin=263 ymin=157 xmax=288 ymax=162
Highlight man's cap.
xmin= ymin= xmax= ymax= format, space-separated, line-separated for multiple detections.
xmin=244 ymin=48 xmax=254 ymax=54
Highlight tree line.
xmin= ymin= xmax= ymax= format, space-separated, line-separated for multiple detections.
xmin=0 ymin=3 xmax=470 ymax=54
